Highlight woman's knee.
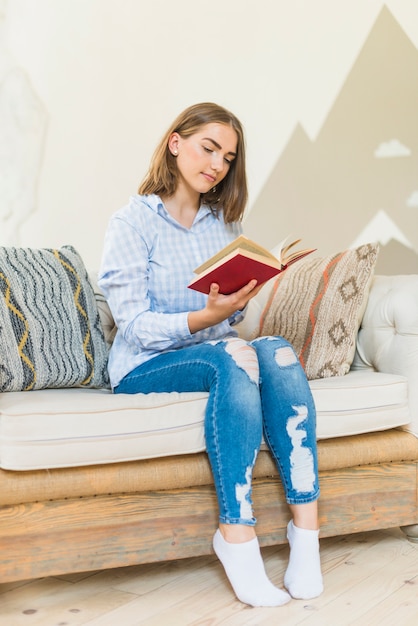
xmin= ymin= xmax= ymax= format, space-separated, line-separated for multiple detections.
xmin=209 ymin=338 xmax=259 ymax=384
xmin=253 ymin=336 xmax=299 ymax=368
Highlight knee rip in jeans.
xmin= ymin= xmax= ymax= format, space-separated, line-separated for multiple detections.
xmin=274 ymin=345 xmax=298 ymax=367
xmin=287 ymin=405 xmax=316 ymax=493
xmin=223 ymin=338 xmax=259 ymax=384
xmin=235 ymin=449 xmax=257 ymax=520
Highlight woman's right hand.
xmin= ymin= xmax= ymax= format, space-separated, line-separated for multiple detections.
xmin=188 ymin=280 xmax=262 ymax=334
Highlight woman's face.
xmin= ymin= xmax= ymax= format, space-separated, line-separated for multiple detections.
xmin=170 ymin=123 xmax=238 ymax=195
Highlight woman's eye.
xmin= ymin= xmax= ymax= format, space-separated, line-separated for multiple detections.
xmin=224 ymin=157 xmax=232 ymax=165
xmin=203 ymin=146 xmax=213 ymax=153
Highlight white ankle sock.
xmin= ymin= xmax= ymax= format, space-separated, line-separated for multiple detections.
xmin=284 ymin=520 xmax=324 ymax=599
xmin=213 ymin=529 xmax=291 ymax=607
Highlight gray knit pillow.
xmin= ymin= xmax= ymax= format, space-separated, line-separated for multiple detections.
xmin=259 ymin=243 xmax=379 ymax=379
xmin=0 ymin=245 xmax=109 ymax=391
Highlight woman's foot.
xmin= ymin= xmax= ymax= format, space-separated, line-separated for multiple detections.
xmin=284 ymin=520 xmax=323 ymax=599
xmin=213 ymin=529 xmax=291 ymax=607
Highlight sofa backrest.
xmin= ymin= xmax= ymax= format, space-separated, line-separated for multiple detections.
xmin=89 ymin=271 xmax=117 ymax=346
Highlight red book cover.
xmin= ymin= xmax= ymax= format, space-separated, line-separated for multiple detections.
xmin=188 ymin=250 xmax=283 ymax=295
xmin=188 ymin=235 xmax=316 ymax=295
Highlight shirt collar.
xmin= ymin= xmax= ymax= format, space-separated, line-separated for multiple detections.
xmin=147 ymin=194 xmax=214 ymax=226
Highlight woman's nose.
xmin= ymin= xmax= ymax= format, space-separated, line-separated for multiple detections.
xmin=211 ymin=154 xmax=224 ymax=171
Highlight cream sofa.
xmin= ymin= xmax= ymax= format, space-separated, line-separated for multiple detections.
xmin=0 ymin=273 xmax=417 ymax=584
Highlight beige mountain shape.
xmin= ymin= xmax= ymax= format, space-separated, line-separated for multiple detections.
xmin=377 ymin=239 xmax=418 ymax=275
xmin=244 ymin=6 xmax=418 ymax=275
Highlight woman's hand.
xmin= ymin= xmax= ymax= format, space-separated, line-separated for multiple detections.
xmin=188 ymin=280 xmax=262 ymax=334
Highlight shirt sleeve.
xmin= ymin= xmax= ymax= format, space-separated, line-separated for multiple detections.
xmin=98 ymin=214 xmax=195 ymax=353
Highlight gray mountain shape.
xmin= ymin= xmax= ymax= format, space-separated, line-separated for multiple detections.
xmin=244 ymin=6 xmax=418 ymax=275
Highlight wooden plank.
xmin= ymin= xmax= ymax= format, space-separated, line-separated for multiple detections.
xmin=250 ymin=530 xmax=418 ymax=625
xmin=0 ymin=528 xmax=417 ymax=624
xmin=317 ymin=462 xmax=418 ymax=536
xmin=0 ymin=490 xmax=220 ymax=582
xmin=0 ymin=461 xmax=416 ymax=583
xmin=255 ymin=462 xmax=418 ymax=543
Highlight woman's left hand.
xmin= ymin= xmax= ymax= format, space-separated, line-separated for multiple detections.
xmin=188 ymin=279 xmax=262 ymax=333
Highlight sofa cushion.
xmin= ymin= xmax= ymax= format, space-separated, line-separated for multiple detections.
xmin=0 ymin=370 xmax=409 ymax=470
xmin=0 ymin=246 xmax=109 ymax=392
xmin=258 ymin=243 xmax=379 ymax=379
xmin=309 ymin=370 xmax=409 ymax=439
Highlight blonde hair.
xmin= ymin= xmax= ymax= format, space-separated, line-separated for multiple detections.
xmin=138 ymin=102 xmax=248 ymax=223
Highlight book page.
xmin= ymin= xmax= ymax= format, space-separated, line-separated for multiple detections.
xmin=270 ymin=237 xmax=316 ymax=266
xmin=194 ymin=235 xmax=281 ymax=275
xmin=195 ymin=248 xmax=281 ymax=280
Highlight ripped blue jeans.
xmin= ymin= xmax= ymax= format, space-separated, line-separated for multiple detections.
xmin=115 ymin=336 xmax=320 ymax=526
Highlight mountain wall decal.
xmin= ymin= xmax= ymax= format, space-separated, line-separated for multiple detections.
xmin=375 ymin=239 xmax=418 ymax=275
xmin=350 ymin=209 xmax=413 ymax=249
xmin=244 ymin=6 xmax=418 ymax=274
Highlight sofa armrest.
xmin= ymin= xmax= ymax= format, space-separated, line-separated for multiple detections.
xmin=352 ymin=274 xmax=418 ymax=436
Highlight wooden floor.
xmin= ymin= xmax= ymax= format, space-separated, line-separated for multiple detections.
xmin=1 ymin=528 xmax=417 ymax=625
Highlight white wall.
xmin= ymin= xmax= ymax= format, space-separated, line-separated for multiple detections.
xmin=2 ymin=0 xmax=418 ymax=268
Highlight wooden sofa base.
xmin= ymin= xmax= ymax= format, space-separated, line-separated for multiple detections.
xmin=1 ymin=456 xmax=417 ymax=583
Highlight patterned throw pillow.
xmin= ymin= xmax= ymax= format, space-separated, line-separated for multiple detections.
xmin=0 ymin=245 xmax=109 ymax=392
xmin=259 ymin=243 xmax=379 ymax=380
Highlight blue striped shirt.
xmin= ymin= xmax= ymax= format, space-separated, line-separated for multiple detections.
xmin=98 ymin=194 xmax=244 ymax=388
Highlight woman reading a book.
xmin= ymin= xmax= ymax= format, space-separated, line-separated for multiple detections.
xmin=99 ymin=102 xmax=323 ymax=608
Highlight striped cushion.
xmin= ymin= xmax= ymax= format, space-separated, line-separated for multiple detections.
xmin=259 ymin=243 xmax=379 ymax=379
xmin=0 ymin=246 xmax=109 ymax=392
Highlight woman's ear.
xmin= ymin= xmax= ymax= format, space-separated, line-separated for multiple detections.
xmin=168 ymin=132 xmax=180 ymax=156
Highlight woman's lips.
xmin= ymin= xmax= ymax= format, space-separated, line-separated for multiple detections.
xmin=202 ymin=173 xmax=216 ymax=183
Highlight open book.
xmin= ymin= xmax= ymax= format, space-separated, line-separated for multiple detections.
xmin=188 ymin=234 xmax=316 ymax=295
